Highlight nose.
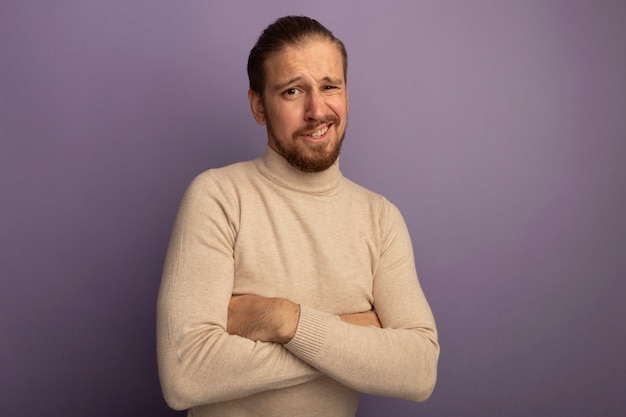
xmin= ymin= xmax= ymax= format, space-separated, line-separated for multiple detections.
xmin=304 ymin=90 xmax=328 ymax=122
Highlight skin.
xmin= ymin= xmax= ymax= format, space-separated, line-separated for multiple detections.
xmin=227 ymin=37 xmax=380 ymax=344
xmin=227 ymin=295 xmax=381 ymax=343
xmin=248 ymin=37 xmax=348 ymax=173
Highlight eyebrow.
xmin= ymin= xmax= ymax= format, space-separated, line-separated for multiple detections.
xmin=273 ymin=76 xmax=344 ymax=92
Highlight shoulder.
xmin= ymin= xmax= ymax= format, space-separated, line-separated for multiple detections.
xmin=191 ymin=159 xmax=257 ymax=187
xmin=184 ymin=159 xmax=261 ymax=198
xmin=341 ymin=177 xmax=399 ymax=213
xmin=179 ymin=159 xmax=258 ymax=210
xmin=340 ymin=177 xmax=409 ymax=238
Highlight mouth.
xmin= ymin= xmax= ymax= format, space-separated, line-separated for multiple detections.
xmin=301 ymin=123 xmax=331 ymax=142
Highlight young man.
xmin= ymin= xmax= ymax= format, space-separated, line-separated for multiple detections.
xmin=157 ymin=16 xmax=439 ymax=417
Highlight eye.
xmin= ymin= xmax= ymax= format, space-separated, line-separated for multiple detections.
xmin=284 ymin=88 xmax=299 ymax=96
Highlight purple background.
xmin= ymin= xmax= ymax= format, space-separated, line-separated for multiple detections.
xmin=1 ymin=1 xmax=625 ymax=416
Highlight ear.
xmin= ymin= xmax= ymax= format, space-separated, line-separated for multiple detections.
xmin=248 ymin=89 xmax=266 ymax=125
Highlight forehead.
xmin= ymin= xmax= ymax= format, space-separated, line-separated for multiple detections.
xmin=264 ymin=39 xmax=345 ymax=88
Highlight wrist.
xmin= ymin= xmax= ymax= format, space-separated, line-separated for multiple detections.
xmin=274 ymin=299 xmax=300 ymax=343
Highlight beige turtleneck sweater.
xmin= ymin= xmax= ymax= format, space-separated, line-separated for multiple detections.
xmin=157 ymin=147 xmax=439 ymax=416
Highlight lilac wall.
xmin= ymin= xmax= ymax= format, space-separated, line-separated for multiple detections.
xmin=1 ymin=1 xmax=625 ymax=416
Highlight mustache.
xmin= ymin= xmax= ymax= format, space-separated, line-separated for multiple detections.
xmin=293 ymin=116 xmax=340 ymax=137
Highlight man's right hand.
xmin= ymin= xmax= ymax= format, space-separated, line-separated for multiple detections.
xmin=227 ymin=295 xmax=300 ymax=343
xmin=340 ymin=310 xmax=381 ymax=328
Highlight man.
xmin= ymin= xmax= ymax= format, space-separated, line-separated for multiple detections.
xmin=157 ymin=16 xmax=439 ymax=416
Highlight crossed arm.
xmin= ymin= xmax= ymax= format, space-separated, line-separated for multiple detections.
xmin=227 ymin=295 xmax=381 ymax=344
xmin=158 ymin=174 xmax=439 ymax=410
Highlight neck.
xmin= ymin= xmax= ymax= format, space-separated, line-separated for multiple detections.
xmin=255 ymin=146 xmax=342 ymax=195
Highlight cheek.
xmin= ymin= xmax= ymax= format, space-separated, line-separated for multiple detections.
xmin=275 ymin=108 xmax=303 ymax=130
xmin=329 ymin=97 xmax=348 ymax=116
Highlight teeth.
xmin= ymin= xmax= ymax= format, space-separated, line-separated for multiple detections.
xmin=310 ymin=126 xmax=329 ymax=138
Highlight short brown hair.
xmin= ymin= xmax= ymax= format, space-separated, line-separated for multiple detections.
xmin=247 ymin=16 xmax=348 ymax=96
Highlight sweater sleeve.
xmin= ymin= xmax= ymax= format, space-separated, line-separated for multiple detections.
xmin=156 ymin=172 xmax=320 ymax=411
xmin=284 ymin=199 xmax=439 ymax=402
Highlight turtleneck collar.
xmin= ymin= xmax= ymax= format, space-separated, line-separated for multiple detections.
xmin=255 ymin=146 xmax=343 ymax=195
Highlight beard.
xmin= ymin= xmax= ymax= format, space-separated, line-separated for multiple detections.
xmin=267 ymin=117 xmax=346 ymax=173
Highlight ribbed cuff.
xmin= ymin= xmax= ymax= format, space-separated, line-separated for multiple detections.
xmin=284 ymin=304 xmax=330 ymax=363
